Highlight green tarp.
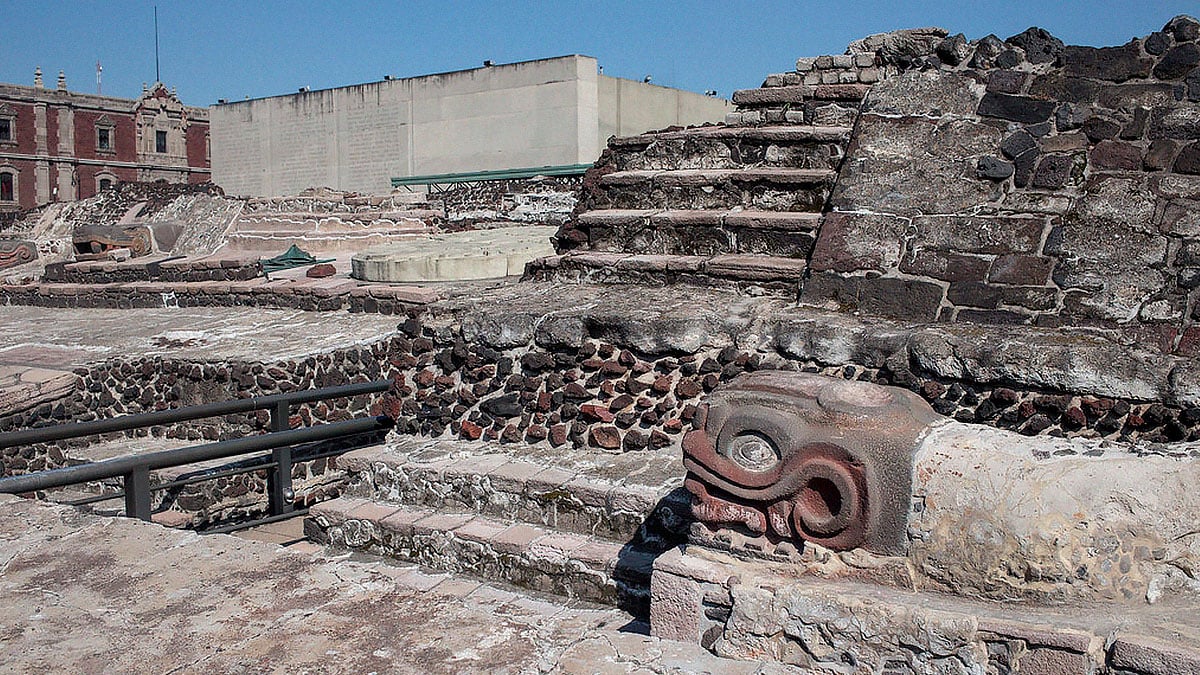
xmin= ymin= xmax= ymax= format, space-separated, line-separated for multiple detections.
xmin=260 ymin=244 xmax=334 ymax=275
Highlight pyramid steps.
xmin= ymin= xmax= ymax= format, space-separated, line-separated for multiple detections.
xmin=304 ymin=436 xmax=692 ymax=615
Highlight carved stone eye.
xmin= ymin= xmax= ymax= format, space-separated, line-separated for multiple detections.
xmin=725 ymin=432 xmax=780 ymax=472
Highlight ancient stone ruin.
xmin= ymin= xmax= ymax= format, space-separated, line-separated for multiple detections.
xmin=1 ymin=15 xmax=1200 ymax=675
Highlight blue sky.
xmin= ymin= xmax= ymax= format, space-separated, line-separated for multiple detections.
xmin=1 ymin=1 xmax=1196 ymax=106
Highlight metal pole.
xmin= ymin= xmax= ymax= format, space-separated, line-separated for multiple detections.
xmin=124 ymin=466 xmax=152 ymax=521
xmin=0 ymin=416 xmax=393 ymax=495
xmin=0 ymin=380 xmax=390 ymax=449
xmin=268 ymin=445 xmax=294 ymax=516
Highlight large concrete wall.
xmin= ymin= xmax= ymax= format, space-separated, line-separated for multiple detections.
xmin=211 ymin=56 xmax=731 ymax=198
xmin=597 ymin=75 xmax=732 ymax=144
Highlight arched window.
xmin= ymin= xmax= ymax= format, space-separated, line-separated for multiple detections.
xmin=0 ymin=172 xmax=14 ymax=202
xmin=99 ymin=178 xmax=112 ymax=191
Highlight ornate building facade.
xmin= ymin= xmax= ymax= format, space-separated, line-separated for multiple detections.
xmin=0 ymin=69 xmax=210 ymax=213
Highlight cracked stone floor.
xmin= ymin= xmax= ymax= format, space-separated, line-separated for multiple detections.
xmin=0 ymin=494 xmax=776 ymax=674
xmin=0 ymin=305 xmax=403 ymax=369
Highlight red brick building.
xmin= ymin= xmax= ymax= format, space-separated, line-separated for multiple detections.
xmin=0 ymin=69 xmax=210 ymax=213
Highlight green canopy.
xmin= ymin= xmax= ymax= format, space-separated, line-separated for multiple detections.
xmin=260 ymin=244 xmax=335 ymax=275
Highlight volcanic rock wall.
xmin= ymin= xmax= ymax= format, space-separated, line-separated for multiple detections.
xmin=801 ymin=17 xmax=1200 ymax=356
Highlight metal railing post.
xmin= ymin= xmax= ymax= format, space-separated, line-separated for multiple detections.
xmin=124 ymin=466 xmax=152 ymax=521
xmin=268 ymin=445 xmax=294 ymax=516
xmin=270 ymin=400 xmax=290 ymax=433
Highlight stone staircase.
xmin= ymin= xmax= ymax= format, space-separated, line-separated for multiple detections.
xmin=217 ymin=191 xmax=443 ymax=256
xmin=530 ymin=83 xmax=869 ymax=296
xmin=305 ymin=435 xmax=691 ymax=616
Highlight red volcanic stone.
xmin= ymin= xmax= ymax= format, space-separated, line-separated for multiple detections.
xmin=536 ymin=391 xmax=552 ymax=412
xmin=608 ymin=394 xmax=635 ymax=412
xmin=589 ymin=426 xmax=622 ymax=450
xmin=600 ymin=361 xmax=628 ymax=377
xmin=525 ymin=424 xmax=547 ymax=441
xmin=501 ymin=424 xmax=522 ymax=443
xmin=649 ymin=430 xmax=672 ymax=449
xmin=460 ymin=420 xmax=483 ymax=440
xmin=549 ymin=424 xmax=569 ymax=446
xmin=675 ymin=378 xmax=703 ymax=399
xmin=652 ymin=376 xmax=673 ymax=394
xmin=663 ymin=418 xmax=684 ymax=433
xmin=1063 ymin=406 xmax=1087 ymax=428
xmin=618 ymin=350 xmax=637 ymax=367
xmin=581 ymin=357 xmax=605 ymax=371
xmin=580 ymin=404 xmax=615 ymax=423
xmin=562 ymin=382 xmax=590 ymax=399
xmin=306 ymin=263 xmax=337 ymax=278
xmin=414 ymin=370 xmax=436 ymax=387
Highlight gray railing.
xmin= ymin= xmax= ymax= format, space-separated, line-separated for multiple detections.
xmin=0 ymin=380 xmax=393 ymax=526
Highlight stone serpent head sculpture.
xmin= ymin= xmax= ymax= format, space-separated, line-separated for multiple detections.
xmin=682 ymin=371 xmax=940 ymax=556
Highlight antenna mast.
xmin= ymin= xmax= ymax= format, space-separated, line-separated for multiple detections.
xmin=154 ymin=6 xmax=160 ymax=83
xmin=96 ymin=60 xmax=102 ymax=94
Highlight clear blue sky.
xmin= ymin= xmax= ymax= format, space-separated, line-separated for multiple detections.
xmin=1 ymin=1 xmax=1196 ymax=106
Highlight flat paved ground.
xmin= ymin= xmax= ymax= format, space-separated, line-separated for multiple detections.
xmin=0 ymin=495 xmax=769 ymax=674
xmin=0 ymin=306 xmax=401 ymax=369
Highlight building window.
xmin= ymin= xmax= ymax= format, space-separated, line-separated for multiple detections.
xmin=97 ymin=126 xmax=112 ymax=151
xmin=155 ymin=130 xmax=167 ymax=153
xmin=0 ymin=119 xmax=11 ymax=143
xmin=99 ymin=178 xmax=112 ymax=191
xmin=0 ymin=173 xmax=14 ymax=202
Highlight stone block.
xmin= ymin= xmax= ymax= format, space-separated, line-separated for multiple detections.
xmin=801 ymin=273 xmax=945 ymax=322
xmin=831 ymin=54 xmax=853 ymax=68
xmin=809 ymin=212 xmax=907 ymax=273
xmin=913 ymin=215 xmax=1047 ymax=255
xmin=1109 ymin=635 xmax=1200 ymax=674
xmin=862 ymin=70 xmax=980 ymax=117
xmin=1149 ymin=106 xmax=1200 ymax=140
xmin=1154 ymin=43 xmax=1200 ymax=80
xmin=900 ymin=250 xmax=991 ymax=282
xmin=948 ymin=282 xmax=1003 ymax=308
xmin=1090 ymin=140 xmax=1143 ymax=170
xmin=986 ymin=70 xmax=1028 ymax=94
xmin=977 ymin=92 xmax=1057 ymax=124
xmin=1062 ymin=41 xmax=1153 ymax=81
xmin=989 ymin=255 xmax=1055 ymax=285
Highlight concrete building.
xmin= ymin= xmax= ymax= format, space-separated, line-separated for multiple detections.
xmin=210 ymin=55 xmax=732 ymax=197
xmin=0 ymin=70 xmax=211 ymax=213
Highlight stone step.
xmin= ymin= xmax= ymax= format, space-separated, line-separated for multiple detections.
xmin=525 ymin=250 xmax=807 ymax=297
xmin=44 ymin=255 xmax=262 ymax=284
xmin=579 ymin=209 xmax=822 ymax=257
xmin=306 ymin=495 xmax=660 ymax=614
xmin=0 ymin=278 xmax=438 ymax=314
xmin=731 ymin=83 xmax=871 ymax=106
xmin=224 ymin=210 xmax=439 ymax=254
xmin=608 ymin=125 xmax=851 ymax=172
xmin=335 ymin=437 xmax=689 ymax=546
xmin=609 ymin=124 xmax=853 ymax=148
xmin=595 ymin=168 xmax=836 ymax=212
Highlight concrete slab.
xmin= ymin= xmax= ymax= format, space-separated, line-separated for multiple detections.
xmin=0 ymin=495 xmax=761 ymax=673
xmin=0 ymin=305 xmax=400 ymax=367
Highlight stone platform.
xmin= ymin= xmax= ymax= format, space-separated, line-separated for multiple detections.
xmin=0 ymin=305 xmax=401 ymax=368
xmin=352 ymin=226 xmax=557 ymax=282
xmin=0 ymin=494 xmax=764 ymax=673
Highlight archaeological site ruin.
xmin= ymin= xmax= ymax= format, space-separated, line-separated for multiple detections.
xmin=2 ymin=14 xmax=1200 ymax=674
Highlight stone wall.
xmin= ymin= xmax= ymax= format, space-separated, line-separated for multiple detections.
xmin=432 ymin=176 xmax=580 ymax=231
xmin=801 ymin=18 xmax=1200 ymax=356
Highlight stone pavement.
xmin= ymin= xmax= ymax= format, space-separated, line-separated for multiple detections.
xmin=0 ymin=305 xmax=401 ymax=368
xmin=0 ymin=494 xmax=775 ymax=674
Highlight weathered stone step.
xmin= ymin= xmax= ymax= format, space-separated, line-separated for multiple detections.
xmin=224 ymin=210 xmax=438 ymax=254
xmin=579 ymin=209 xmax=822 ymax=257
xmin=306 ymin=495 xmax=659 ymax=613
xmin=608 ymin=125 xmax=851 ymax=172
xmin=731 ymin=83 xmax=870 ymax=106
xmin=599 ymin=168 xmax=834 ymax=188
xmin=526 ymin=251 xmax=807 ymax=297
xmin=609 ymin=125 xmax=853 ymax=148
xmin=595 ymin=168 xmax=835 ymax=212
xmin=45 ymin=254 xmax=262 ymax=284
xmin=0 ymin=278 xmax=438 ymax=314
xmin=335 ymin=437 xmax=689 ymax=547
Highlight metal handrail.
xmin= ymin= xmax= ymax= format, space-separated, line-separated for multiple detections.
xmin=0 ymin=379 xmax=395 ymax=523
xmin=0 ymin=379 xmax=391 ymax=449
